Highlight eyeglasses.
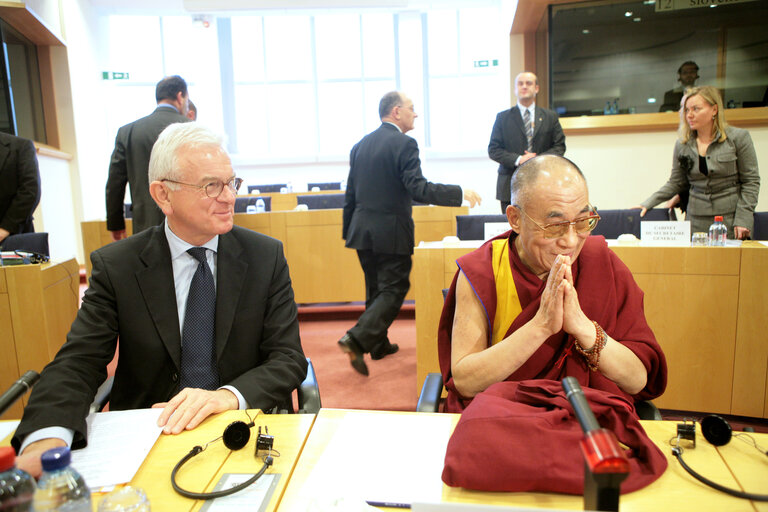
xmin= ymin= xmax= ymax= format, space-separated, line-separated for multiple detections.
xmin=162 ymin=177 xmax=243 ymax=198
xmin=515 ymin=205 xmax=600 ymax=239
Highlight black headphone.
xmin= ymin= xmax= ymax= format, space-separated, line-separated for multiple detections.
xmin=171 ymin=416 xmax=278 ymax=500
xmin=672 ymin=414 xmax=768 ymax=502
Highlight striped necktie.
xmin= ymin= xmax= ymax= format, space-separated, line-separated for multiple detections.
xmin=179 ymin=247 xmax=219 ymax=390
xmin=524 ymin=108 xmax=533 ymax=152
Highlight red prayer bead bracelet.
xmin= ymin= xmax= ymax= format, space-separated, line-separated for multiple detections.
xmin=574 ymin=320 xmax=606 ymax=371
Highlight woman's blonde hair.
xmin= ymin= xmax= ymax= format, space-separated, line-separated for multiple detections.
xmin=678 ymin=85 xmax=728 ymax=144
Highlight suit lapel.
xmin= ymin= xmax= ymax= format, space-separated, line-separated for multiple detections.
xmin=511 ymin=106 xmax=526 ymax=138
xmin=532 ymin=107 xmax=544 ymax=140
xmin=0 ymin=136 xmax=10 ymax=172
xmin=214 ymin=231 xmax=247 ymax=360
xmin=136 ymin=229 xmax=183 ymax=369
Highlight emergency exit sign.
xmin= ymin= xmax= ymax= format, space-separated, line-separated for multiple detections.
xmin=473 ymin=59 xmax=499 ymax=68
xmin=102 ymin=72 xmax=130 ymax=80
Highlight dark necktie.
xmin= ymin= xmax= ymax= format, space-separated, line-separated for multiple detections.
xmin=179 ymin=247 xmax=219 ymax=390
xmin=524 ymin=108 xmax=533 ymax=152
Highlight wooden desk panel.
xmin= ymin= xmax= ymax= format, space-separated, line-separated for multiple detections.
xmin=414 ymin=242 xmax=768 ymax=417
xmin=0 ymin=259 xmax=79 ymax=420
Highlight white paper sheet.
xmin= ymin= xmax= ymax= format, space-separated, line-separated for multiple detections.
xmin=199 ymin=473 xmax=280 ymax=512
xmin=71 ymin=408 xmax=163 ymax=489
xmin=0 ymin=420 xmax=20 ymax=444
xmin=297 ymin=413 xmax=452 ymax=508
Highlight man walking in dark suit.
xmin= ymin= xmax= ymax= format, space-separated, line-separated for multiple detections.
xmin=0 ymin=132 xmax=40 ymax=244
xmin=105 ymin=75 xmax=191 ymax=240
xmin=489 ymin=71 xmax=566 ymax=213
xmin=14 ymin=122 xmax=307 ymax=477
xmin=340 ymin=91 xmax=481 ymax=376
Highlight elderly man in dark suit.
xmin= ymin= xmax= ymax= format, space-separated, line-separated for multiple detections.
xmin=105 ymin=75 xmax=191 ymax=240
xmin=339 ymin=91 xmax=481 ymax=376
xmin=0 ymin=132 xmax=40 ymax=244
xmin=14 ymin=122 xmax=307 ymax=476
xmin=489 ymin=71 xmax=566 ymax=213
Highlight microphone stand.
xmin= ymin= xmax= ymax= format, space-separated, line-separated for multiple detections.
xmin=562 ymin=377 xmax=629 ymax=512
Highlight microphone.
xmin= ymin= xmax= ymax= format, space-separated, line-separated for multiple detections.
xmin=561 ymin=377 xmax=628 ymax=512
xmin=562 ymin=376 xmax=600 ymax=433
xmin=0 ymin=370 xmax=40 ymax=416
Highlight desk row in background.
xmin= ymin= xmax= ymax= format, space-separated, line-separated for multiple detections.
xmin=81 ymin=205 xmax=468 ymax=304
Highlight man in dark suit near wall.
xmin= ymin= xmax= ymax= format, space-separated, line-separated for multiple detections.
xmin=105 ymin=75 xmax=191 ymax=240
xmin=14 ymin=122 xmax=307 ymax=476
xmin=489 ymin=71 xmax=566 ymax=213
xmin=0 ymin=132 xmax=41 ymax=244
xmin=340 ymin=91 xmax=481 ymax=376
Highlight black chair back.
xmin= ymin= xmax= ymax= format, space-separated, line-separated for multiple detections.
xmin=307 ymin=181 xmax=342 ymax=191
xmin=235 ymin=196 xmax=272 ymax=213
xmin=456 ymin=215 xmax=507 ymax=240
xmin=1 ymin=232 xmax=50 ymax=256
xmin=296 ymin=193 xmax=345 ymax=210
xmin=592 ymin=208 xmax=671 ymax=239
xmin=247 ymin=184 xmax=287 ymax=194
xmin=753 ymin=212 xmax=768 ymax=240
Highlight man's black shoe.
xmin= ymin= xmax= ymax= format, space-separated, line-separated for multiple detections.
xmin=338 ymin=334 xmax=369 ymax=376
xmin=371 ymin=343 xmax=399 ymax=360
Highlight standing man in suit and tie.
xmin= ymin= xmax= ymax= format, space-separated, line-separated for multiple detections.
xmin=340 ymin=91 xmax=481 ymax=376
xmin=14 ymin=122 xmax=307 ymax=477
xmin=0 ymin=132 xmax=40 ymax=244
xmin=105 ymin=75 xmax=191 ymax=240
xmin=489 ymin=71 xmax=566 ymax=213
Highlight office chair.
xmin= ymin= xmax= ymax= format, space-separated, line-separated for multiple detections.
xmin=591 ymin=208 xmax=671 ymax=239
xmin=90 ymin=357 xmax=321 ymax=415
xmin=0 ymin=232 xmax=50 ymax=257
xmin=752 ymin=212 xmax=768 ymax=240
xmin=455 ymin=215 xmax=507 ymax=240
xmin=307 ymin=181 xmax=342 ymax=191
xmin=296 ymin=193 xmax=345 ymax=210
xmin=247 ymin=184 xmax=287 ymax=194
xmin=234 ymin=196 xmax=272 ymax=213
xmin=416 ymin=289 xmax=662 ymax=421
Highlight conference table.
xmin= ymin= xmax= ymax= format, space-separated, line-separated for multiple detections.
xmin=413 ymin=239 xmax=768 ymax=419
xmin=2 ymin=409 xmax=766 ymax=511
xmin=81 ymin=205 xmax=468 ymax=304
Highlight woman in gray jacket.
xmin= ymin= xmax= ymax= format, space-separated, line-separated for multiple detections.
xmin=638 ymin=85 xmax=760 ymax=239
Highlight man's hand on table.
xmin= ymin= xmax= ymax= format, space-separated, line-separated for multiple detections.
xmin=153 ymin=388 xmax=239 ymax=435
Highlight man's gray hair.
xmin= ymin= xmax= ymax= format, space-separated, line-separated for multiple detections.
xmin=148 ymin=122 xmax=226 ymax=184
xmin=510 ymin=155 xmax=586 ymax=207
xmin=379 ymin=91 xmax=403 ymax=119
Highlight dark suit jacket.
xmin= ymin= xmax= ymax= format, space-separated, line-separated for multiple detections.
xmin=488 ymin=106 xmax=566 ymax=202
xmin=105 ymin=107 xmax=190 ymax=234
xmin=0 ymin=132 xmax=40 ymax=235
xmin=13 ymin=225 xmax=307 ymax=450
xmin=343 ymin=123 xmax=463 ymax=255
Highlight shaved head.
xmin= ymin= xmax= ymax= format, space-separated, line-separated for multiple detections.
xmin=510 ymin=154 xmax=586 ymax=208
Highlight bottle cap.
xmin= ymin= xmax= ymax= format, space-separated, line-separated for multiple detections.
xmin=0 ymin=446 xmax=16 ymax=471
xmin=715 ymin=216 xmax=723 ymax=222
xmin=40 ymin=446 xmax=71 ymax=471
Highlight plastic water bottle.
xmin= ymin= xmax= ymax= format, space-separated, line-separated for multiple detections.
xmin=604 ymin=101 xmax=611 ymax=115
xmin=708 ymin=215 xmax=727 ymax=246
xmin=0 ymin=446 xmax=35 ymax=511
xmin=255 ymin=198 xmax=266 ymax=213
xmin=33 ymin=447 xmax=91 ymax=512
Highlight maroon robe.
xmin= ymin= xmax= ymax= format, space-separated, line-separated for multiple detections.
xmin=437 ymin=231 xmax=667 ymax=413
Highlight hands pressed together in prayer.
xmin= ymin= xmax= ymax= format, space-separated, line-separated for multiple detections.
xmin=532 ymin=254 xmax=597 ymax=349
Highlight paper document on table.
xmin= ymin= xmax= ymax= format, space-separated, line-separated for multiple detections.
xmin=71 ymin=408 xmax=163 ymax=489
xmin=298 ymin=413 xmax=452 ymax=508
xmin=199 ymin=473 xmax=280 ymax=512
xmin=0 ymin=420 xmax=20 ymax=444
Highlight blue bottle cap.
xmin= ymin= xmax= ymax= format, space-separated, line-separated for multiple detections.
xmin=40 ymin=447 xmax=71 ymax=471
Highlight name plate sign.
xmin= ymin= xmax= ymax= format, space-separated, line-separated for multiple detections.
xmin=484 ymin=222 xmax=510 ymax=240
xmin=641 ymin=221 xmax=691 ymax=245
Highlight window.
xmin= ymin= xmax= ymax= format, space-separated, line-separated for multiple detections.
xmin=548 ymin=0 xmax=768 ymax=117
xmin=103 ymin=2 xmax=505 ymax=160
xmin=0 ymin=20 xmax=46 ymax=141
